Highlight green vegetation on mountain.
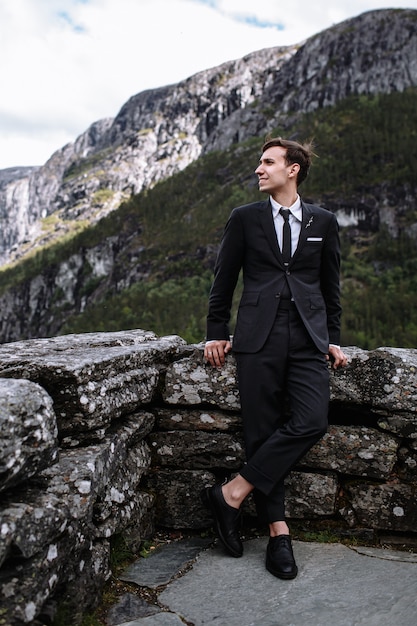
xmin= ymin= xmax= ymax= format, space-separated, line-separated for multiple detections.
xmin=2 ymin=89 xmax=417 ymax=348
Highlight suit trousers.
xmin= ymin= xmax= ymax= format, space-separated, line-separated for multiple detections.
xmin=236 ymin=305 xmax=329 ymax=523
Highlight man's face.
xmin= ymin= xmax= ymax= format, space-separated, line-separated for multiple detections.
xmin=255 ymin=146 xmax=297 ymax=194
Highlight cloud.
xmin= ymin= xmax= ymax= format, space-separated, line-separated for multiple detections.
xmin=1 ymin=0 xmax=417 ymax=169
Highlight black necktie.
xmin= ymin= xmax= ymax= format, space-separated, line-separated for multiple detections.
xmin=280 ymin=208 xmax=291 ymax=265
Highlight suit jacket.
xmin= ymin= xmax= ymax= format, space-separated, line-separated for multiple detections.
xmin=206 ymin=198 xmax=341 ymax=354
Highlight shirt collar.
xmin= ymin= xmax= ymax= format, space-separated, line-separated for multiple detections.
xmin=270 ymin=194 xmax=302 ymax=221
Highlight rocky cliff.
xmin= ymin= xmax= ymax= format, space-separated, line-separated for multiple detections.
xmin=1 ymin=331 xmax=417 ymax=624
xmin=1 ymin=8 xmax=416 ymax=268
xmin=0 ymin=167 xmax=39 ymax=260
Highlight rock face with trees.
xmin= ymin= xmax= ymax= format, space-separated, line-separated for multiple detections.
xmin=1 ymin=330 xmax=417 ymax=624
xmin=1 ymin=9 xmax=417 ymax=348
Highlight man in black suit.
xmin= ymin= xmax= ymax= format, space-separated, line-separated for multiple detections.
xmin=202 ymin=137 xmax=347 ymax=579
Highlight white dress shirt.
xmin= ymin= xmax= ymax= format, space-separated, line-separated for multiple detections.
xmin=270 ymin=194 xmax=302 ymax=257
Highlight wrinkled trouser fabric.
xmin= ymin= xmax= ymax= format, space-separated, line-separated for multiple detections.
xmin=236 ymin=306 xmax=329 ymax=523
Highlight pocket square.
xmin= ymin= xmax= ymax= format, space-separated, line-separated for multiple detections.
xmin=307 ymin=237 xmax=323 ymax=242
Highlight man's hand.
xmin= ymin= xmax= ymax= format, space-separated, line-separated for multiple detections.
xmin=204 ymin=340 xmax=232 ymax=367
xmin=327 ymin=345 xmax=348 ymax=369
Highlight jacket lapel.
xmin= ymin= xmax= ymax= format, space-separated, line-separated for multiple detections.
xmin=289 ymin=201 xmax=314 ymax=266
xmin=258 ymin=200 xmax=282 ymax=264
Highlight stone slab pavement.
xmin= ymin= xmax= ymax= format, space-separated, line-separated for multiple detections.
xmin=108 ymin=537 xmax=417 ymax=626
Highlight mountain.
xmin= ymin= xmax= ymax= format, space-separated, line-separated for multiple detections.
xmin=0 ymin=8 xmax=417 ymax=347
xmin=0 ymin=46 xmax=287 ymax=267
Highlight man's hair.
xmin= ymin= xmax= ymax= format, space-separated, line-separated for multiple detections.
xmin=261 ymin=137 xmax=315 ymax=186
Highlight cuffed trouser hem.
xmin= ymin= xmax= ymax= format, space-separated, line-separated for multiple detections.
xmin=239 ymin=464 xmax=276 ymax=496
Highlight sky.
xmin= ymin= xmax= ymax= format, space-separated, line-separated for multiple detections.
xmin=1 ymin=0 xmax=416 ymax=170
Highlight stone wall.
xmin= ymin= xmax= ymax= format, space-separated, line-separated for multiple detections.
xmin=1 ymin=331 xmax=417 ymax=625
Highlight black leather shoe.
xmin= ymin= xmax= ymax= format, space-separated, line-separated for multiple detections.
xmin=201 ymin=485 xmax=243 ymax=557
xmin=266 ymin=535 xmax=298 ymax=579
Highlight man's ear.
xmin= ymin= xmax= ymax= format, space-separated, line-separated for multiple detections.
xmin=289 ymin=163 xmax=300 ymax=178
